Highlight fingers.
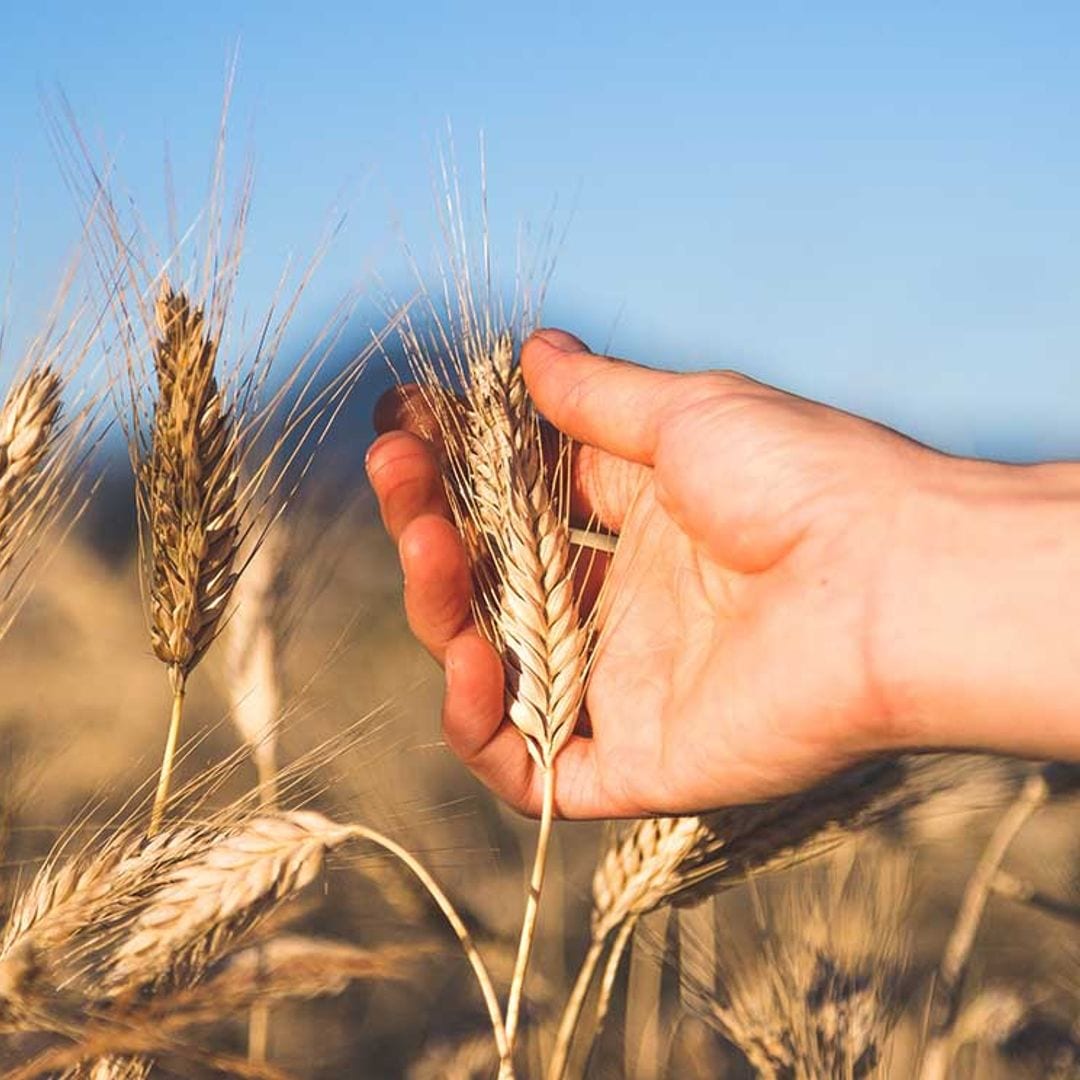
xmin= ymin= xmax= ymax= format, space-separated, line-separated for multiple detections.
xmin=373 ymin=383 xmax=444 ymax=447
xmin=399 ymin=514 xmax=472 ymax=662
xmin=366 ymin=430 xmax=448 ymax=541
xmin=570 ymin=442 xmax=649 ymax=532
xmin=521 ymin=330 xmax=682 ymax=465
xmin=441 ymin=632 xmax=639 ymax=818
xmin=374 ymin=372 xmax=650 ymax=533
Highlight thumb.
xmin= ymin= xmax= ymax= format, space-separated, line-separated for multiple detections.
xmin=521 ymin=329 xmax=680 ymax=465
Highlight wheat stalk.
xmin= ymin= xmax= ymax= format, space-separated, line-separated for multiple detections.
xmin=142 ymin=283 xmax=242 ymax=834
xmin=227 ymin=515 xmax=286 ymax=807
xmin=399 ymin=242 xmax=589 ymax=1074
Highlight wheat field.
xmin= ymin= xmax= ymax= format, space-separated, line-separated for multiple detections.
xmin=0 ymin=132 xmax=1076 ymax=1080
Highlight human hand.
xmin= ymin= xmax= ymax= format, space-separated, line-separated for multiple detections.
xmin=366 ymin=330 xmax=1080 ymax=817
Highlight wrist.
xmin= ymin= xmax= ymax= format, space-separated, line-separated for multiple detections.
xmin=873 ymin=453 xmax=1080 ymax=761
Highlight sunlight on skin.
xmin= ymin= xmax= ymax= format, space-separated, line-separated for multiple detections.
xmin=367 ymin=329 xmax=1080 ymax=819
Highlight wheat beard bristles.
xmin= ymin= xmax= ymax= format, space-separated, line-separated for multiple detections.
xmin=0 ymin=367 xmax=62 ymax=571
xmin=463 ymin=334 xmax=587 ymax=769
xmin=105 ymin=811 xmax=353 ymax=992
xmin=590 ymin=759 xmax=919 ymax=938
xmin=146 ymin=283 xmax=240 ymax=680
xmin=590 ymin=816 xmax=706 ymax=941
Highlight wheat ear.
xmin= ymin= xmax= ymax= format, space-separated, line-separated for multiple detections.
xmin=0 ymin=367 xmax=63 ymax=571
xmin=143 ymin=283 xmax=241 ymax=834
xmin=104 ymin=810 xmax=508 ymax=1062
xmin=467 ymin=341 xmax=586 ymax=1067
xmin=550 ymin=758 xmax=926 ymax=1078
xmin=401 ymin=317 xmax=589 ymax=1076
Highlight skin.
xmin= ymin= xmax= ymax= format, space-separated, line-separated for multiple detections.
xmin=366 ymin=328 xmax=1080 ymax=819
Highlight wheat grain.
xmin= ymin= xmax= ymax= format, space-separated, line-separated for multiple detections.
xmin=0 ymin=367 xmax=63 ymax=573
xmin=145 ymin=283 xmax=241 ymax=681
xmin=106 ymin=810 xmax=351 ymax=992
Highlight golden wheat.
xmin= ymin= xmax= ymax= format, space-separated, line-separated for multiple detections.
xmin=227 ymin=515 xmax=286 ymax=806
xmin=0 ymin=367 xmax=63 ymax=569
xmin=145 ymin=284 xmax=241 ymax=681
xmin=398 ymin=226 xmax=590 ymax=1074
xmin=549 ymin=758 xmax=931 ymax=1079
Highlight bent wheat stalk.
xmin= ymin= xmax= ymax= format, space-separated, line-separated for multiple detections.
xmin=2 ymin=805 xmax=508 ymax=1070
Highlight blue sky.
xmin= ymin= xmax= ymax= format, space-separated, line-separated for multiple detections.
xmin=1 ymin=2 xmax=1078 ymax=459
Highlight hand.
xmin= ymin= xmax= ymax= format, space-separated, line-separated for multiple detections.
xmin=366 ymin=330 xmax=1080 ymax=817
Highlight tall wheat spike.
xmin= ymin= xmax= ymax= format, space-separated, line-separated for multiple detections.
xmin=146 ymin=284 xmax=240 ymax=678
xmin=143 ymin=283 xmax=241 ymax=834
xmin=63 ymin=100 xmax=384 ymax=840
xmin=397 ymin=168 xmax=588 ymax=1076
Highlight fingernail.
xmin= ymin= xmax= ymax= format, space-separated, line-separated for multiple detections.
xmin=533 ymin=328 xmax=587 ymax=354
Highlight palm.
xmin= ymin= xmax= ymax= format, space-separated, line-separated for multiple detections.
xmin=581 ymin=395 xmax=901 ymax=812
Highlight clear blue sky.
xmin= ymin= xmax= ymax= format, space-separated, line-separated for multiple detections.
xmin=1 ymin=2 xmax=1078 ymax=459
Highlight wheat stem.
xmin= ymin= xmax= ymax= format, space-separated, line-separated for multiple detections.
xmin=919 ymin=767 xmax=1049 ymax=1080
xmin=548 ymin=937 xmax=607 ymax=1080
xmin=505 ymin=764 xmax=555 ymax=1055
xmin=247 ymin=1002 xmax=270 ymax=1064
xmin=991 ymin=869 xmax=1080 ymax=926
xmin=594 ymin=915 xmax=637 ymax=1039
xmin=149 ymin=673 xmax=186 ymax=837
xmin=346 ymin=824 xmax=510 ymax=1071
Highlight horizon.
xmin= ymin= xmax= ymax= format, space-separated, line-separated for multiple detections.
xmin=1 ymin=3 xmax=1078 ymax=462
